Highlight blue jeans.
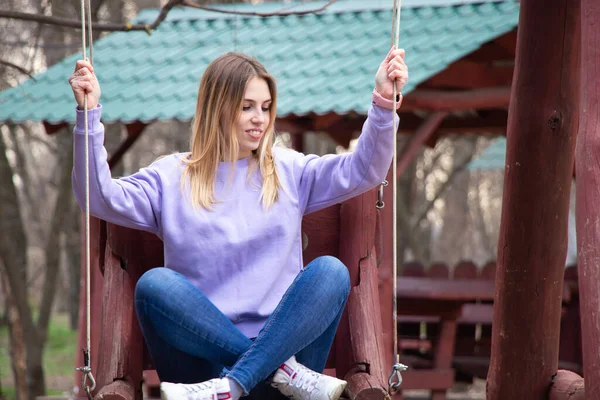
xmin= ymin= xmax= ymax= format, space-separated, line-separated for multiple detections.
xmin=134 ymin=256 xmax=350 ymax=398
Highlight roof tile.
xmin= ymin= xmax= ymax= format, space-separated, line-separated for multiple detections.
xmin=0 ymin=0 xmax=519 ymax=123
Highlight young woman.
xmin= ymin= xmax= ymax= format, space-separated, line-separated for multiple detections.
xmin=69 ymin=48 xmax=408 ymax=400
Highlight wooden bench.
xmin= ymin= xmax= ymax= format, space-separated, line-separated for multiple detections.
xmin=395 ymin=261 xmax=580 ymax=399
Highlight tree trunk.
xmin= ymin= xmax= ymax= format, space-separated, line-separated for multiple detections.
xmin=0 ymin=270 xmax=27 ymax=400
xmin=0 ymin=126 xmax=40 ymax=398
xmin=486 ymin=0 xmax=580 ymax=398
xmin=37 ymin=130 xmax=74 ymax=344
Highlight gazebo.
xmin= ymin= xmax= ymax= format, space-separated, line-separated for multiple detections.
xmin=0 ymin=0 xmax=596 ymax=399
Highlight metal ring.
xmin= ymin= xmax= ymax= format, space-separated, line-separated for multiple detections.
xmin=388 ymin=363 xmax=408 ymax=394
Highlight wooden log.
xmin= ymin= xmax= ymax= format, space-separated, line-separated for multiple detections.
xmin=95 ymin=379 xmax=135 ymax=400
xmin=302 ymin=205 xmax=341 ymax=264
xmin=576 ymin=0 xmax=600 ymax=396
xmin=336 ymin=190 xmax=389 ymax=399
xmin=486 ymin=0 xmax=580 ymax=399
xmin=346 ymin=257 xmax=388 ymax=397
xmin=396 ymin=277 xmax=495 ymax=302
xmin=93 ymin=245 xmax=144 ymax=400
xmin=345 ymin=372 xmax=390 ymax=400
xmin=302 ymin=205 xmax=342 ymax=370
xmin=378 ymin=167 xmax=394 ymax=373
xmin=94 ymin=225 xmax=163 ymax=400
xmin=548 ymin=370 xmax=585 ymax=400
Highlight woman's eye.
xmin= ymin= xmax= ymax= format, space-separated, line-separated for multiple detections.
xmin=262 ymin=107 xmax=270 ymax=112
xmin=242 ymin=106 xmax=251 ymax=111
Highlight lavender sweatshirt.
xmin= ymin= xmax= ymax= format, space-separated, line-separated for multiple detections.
xmin=73 ymin=103 xmax=396 ymax=338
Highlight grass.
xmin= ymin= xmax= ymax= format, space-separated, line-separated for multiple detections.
xmin=0 ymin=313 xmax=78 ymax=399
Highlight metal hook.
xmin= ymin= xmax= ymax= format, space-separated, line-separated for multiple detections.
xmin=376 ymin=180 xmax=389 ymax=209
xmin=76 ymin=365 xmax=96 ymax=399
xmin=388 ymin=363 xmax=408 ymax=394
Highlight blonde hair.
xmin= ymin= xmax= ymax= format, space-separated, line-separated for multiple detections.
xmin=181 ymin=53 xmax=281 ymax=210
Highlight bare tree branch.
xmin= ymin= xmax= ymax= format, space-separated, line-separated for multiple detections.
xmin=0 ymin=0 xmax=184 ymax=33
xmin=0 ymin=59 xmax=36 ymax=81
xmin=412 ymin=151 xmax=476 ymax=228
xmin=0 ymin=0 xmax=339 ymax=33
xmin=183 ymin=0 xmax=339 ymax=16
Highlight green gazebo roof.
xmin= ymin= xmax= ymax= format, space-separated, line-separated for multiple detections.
xmin=468 ymin=137 xmax=507 ymax=170
xmin=0 ymin=0 xmax=519 ymax=124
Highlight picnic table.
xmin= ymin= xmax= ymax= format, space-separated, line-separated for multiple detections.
xmin=395 ymin=267 xmax=573 ymax=400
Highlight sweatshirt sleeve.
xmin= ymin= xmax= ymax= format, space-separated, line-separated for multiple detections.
xmin=293 ymin=104 xmax=398 ymax=215
xmin=72 ymin=105 xmax=161 ymax=234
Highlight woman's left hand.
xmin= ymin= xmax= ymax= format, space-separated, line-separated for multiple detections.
xmin=375 ymin=46 xmax=409 ymax=100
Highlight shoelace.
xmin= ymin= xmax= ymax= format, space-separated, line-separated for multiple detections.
xmin=182 ymin=381 xmax=215 ymax=400
xmin=289 ymin=366 xmax=319 ymax=396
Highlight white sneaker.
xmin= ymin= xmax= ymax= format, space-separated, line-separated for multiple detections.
xmin=271 ymin=356 xmax=347 ymax=400
xmin=160 ymin=377 xmax=232 ymax=400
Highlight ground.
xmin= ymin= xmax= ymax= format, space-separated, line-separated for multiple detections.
xmin=0 ymin=313 xmax=485 ymax=400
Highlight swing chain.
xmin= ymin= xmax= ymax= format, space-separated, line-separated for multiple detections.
xmin=76 ymin=349 xmax=96 ymax=400
xmin=376 ymin=180 xmax=388 ymax=209
xmin=387 ymin=362 xmax=408 ymax=394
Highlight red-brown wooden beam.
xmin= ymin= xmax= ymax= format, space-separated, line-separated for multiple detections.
xmin=492 ymin=30 xmax=518 ymax=59
xmin=43 ymin=121 xmax=68 ymax=135
xmin=397 ymin=110 xmax=508 ymax=136
xmin=465 ymin=30 xmax=517 ymax=63
xmin=275 ymin=118 xmax=312 ymax=135
xmin=487 ymin=0 xmax=580 ymax=399
xmin=396 ymin=111 xmax=447 ymax=176
xmin=277 ymin=107 xmax=508 ymax=151
xmin=401 ymin=87 xmax=510 ymax=112
xmin=575 ymin=0 xmax=600 ymax=396
xmin=425 ymin=60 xmax=514 ymax=90
xmin=107 ymin=121 xmax=147 ymax=169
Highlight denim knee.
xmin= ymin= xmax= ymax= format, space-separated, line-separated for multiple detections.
xmin=310 ymin=256 xmax=351 ymax=298
xmin=135 ymin=267 xmax=174 ymax=303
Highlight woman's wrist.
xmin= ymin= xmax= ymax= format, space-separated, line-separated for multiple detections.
xmin=372 ymin=88 xmax=402 ymax=110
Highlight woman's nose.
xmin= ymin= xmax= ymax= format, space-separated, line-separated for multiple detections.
xmin=252 ymin=111 xmax=266 ymax=123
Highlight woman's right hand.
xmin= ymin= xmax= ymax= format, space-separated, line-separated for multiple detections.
xmin=68 ymin=59 xmax=101 ymax=109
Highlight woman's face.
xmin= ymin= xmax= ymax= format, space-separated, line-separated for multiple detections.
xmin=234 ymin=77 xmax=272 ymax=160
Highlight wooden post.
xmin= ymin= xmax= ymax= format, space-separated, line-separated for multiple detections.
xmin=575 ymin=0 xmax=600 ymax=396
xmin=378 ymin=169 xmax=395 ymax=387
xmin=336 ymin=190 xmax=390 ymax=400
xmin=486 ymin=0 xmax=580 ymax=399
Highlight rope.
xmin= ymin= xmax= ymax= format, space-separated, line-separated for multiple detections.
xmin=387 ymin=0 xmax=408 ymax=394
xmin=75 ymin=0 xmax=96 ymax=398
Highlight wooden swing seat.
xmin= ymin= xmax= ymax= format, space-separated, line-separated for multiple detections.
xmin=83 ymin=189 xmax=392 ymax=400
